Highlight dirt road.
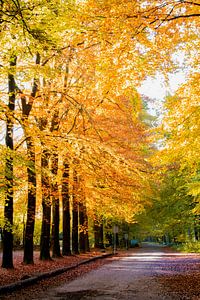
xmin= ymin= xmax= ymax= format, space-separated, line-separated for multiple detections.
xmin=31 ymin=244 xmax=200 ymax=300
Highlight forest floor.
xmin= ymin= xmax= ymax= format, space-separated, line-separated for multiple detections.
xmin=0 ymin=248 xmax=114 ymax=286
xmin=0 ymin=245 xmax=200 ymax=299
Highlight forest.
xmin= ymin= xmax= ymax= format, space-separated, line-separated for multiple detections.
xmin=0 ymin=0 xmax=199 ymax=269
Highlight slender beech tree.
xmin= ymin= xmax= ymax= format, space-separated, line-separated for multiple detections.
xmin=79 ymin=201 xmax=86 ymax=253
xmin=51 ymin=150 xmax=61 ymax=257
xmin=2 ymin=55 xmax=17 ymax=268
xmin=72 ymin=169 xmax=79 ymax=254
xmin=79 ymin=201 xmax=90 ymax=253
xmin=62 ymin=160 xmax=71 ymax=255
xmin=85 ymin=210 xmax=90 ymax=252
xmin=37 ymin=81 xmax=53 ymax=260
xmin=79 ymin=179 xmax=90 ymax=253
xmin=40 ymin=147 xmax=52 ymax=260
xmin=94 ymin=218 xmax=104 ymax=249
xmin=22 ymin=53 xmax=40 ymax=264
xmin=51 ymin=108 xmax=61 ymax=257
xmin=23 ymin=136 xmax=37 ymax=264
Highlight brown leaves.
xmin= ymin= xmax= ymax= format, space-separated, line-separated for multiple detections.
xmin=0 ymin=250 xmax=106 ymax=287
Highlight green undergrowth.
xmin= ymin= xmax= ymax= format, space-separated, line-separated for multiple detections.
xmin=175 ymin=241 xmax=200 ymax=253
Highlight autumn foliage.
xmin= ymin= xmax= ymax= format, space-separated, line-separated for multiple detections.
xmin=0 ymin=0 xmax=199 ymax=268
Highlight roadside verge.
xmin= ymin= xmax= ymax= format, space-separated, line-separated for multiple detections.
xmin=0 ymin=253 xmax=113 ymax=295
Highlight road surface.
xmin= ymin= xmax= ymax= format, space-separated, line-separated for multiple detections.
xmin=32 ymin=243 xmax=200 ymax=300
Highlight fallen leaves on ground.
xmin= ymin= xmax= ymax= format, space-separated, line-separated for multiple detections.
xmin=1 ymin=247 xmax=200 ymax=300
xmin=157 ymin=273 xmax=200 ymax=299
xmin=155 ymin=251 xmax=200 ymax=299
xmin=0 ymin=249 xmax=111 ymax=286
xmin=0 ymin=249 xmax=128 ymax=300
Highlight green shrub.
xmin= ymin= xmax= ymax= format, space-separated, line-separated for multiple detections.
xmin=177 ymin=241 xmax=200 ymax=253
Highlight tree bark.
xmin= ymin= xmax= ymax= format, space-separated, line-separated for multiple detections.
xmin=79 ymin=201 xmax=86 ymax=253
xmin=94 ymin=219 xmax=104 ymax=249
xmin=72 ymin=171 xmax=79 ymax=254
xmin=2 ymin=55 xmax=16 ymax=268
xmin=79 ymin=200 xmax=90 ymax=253
xmin=51 ymin=152 xmax=61 ymax=257
xmin=62 ymin=161 xmax=71 ymax=255
xmin=23 ymin=137 xmax=37 ymax=264
xmin=40 ymin=149 xmax=51 ymax=260
xmin=22 ymin=53 xmax=40 ymax=264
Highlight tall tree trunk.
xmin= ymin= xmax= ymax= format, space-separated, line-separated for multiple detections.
xmin=62 ymin=161 xmax=71 ymax=256
xmin=85 ymin=213 xmax=90 ymax=252
xmin=40 ymin=149 xmax=51 ymax=260
xmin=79 ymin=201 xmax=86 ymax=253
xmin=50 ymin=106 xmax=61 ymax=257
xmin=2 ymin=55 xmax=16 ymax=268
xmin=51 ymin=152 xmax=61 ymax=257
xmin=22 ymin=53 xmax=40 ymax=264
xmin=94 ymin=218 xmax=104 ymax=249
xmin=79 ymin=192 xmax=90 ymax=253
xmin=23 ymin=137 xmax=37 ymax=264
xmin=72 ymin=171 xmax=79 ymax=254
xmin=79 ymin=201 xmax=90 ymax=253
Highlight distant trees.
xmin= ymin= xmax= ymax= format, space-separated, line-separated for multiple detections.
xmin=137 ymin=73 xmax=200 ymax=244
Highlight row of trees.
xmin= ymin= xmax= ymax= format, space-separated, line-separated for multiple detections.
xmin=0 ymin=0 xmax=199 ymax=268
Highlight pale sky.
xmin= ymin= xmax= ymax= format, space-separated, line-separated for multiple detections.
xmin=137 ymin=71 xmax=187 ymax=115
xmin=138 ymin=49 xmax=188 ymax=106
xmin=138 ymin=71 xmax=186 ymax=100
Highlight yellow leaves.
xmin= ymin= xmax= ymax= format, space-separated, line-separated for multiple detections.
xmin=70 ymin=105 xmax=151 ymax=220
xmin=4 ymin=0 xmax=199 ymax=228
xmin=157 ymin=72 xmax=200 ymax=165
xmin=151 ymin=69 xmax=200 ymax=222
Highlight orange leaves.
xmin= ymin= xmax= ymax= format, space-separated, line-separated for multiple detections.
xmin=160 ymin=73 xmax=200 ymax=171
xmin=70 ymin=88 xmax=153 ymax=221
xmin=5 ymin=0 xmax=197 ymax=228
